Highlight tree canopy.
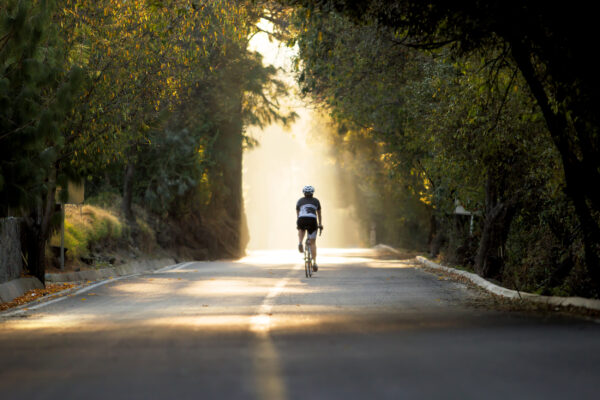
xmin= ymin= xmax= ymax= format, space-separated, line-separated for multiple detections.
xmin=1 ymin=0 xmax=293 ymax=281
xmin=287 ymin=1 xmax=598 ymax=296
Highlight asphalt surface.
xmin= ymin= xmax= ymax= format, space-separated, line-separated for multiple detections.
xmin=1 ymin=248 xmax=599 ymax=400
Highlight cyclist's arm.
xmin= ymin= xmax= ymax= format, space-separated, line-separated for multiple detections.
xmin=317 ymin=209 xmax=322 ymax=227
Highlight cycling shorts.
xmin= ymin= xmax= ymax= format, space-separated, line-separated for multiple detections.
xmin=297 ymin=217 xmax=318 ymax=239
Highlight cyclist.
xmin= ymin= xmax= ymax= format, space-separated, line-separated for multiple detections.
xmin=296 ymin=185 xmax=323 ymax=271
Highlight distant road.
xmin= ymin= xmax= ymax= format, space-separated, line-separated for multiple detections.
xmin=1 ymin=249 xmax=599 ymax=399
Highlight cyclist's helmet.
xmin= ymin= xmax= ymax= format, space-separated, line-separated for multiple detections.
xmin=302 ymin=185 xmax=315 ymax=196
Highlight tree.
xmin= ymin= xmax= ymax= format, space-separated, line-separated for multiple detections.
xmin=287 ymin=0 xmax=600 ymax=295
xmin=1 ymin=0 xmax=295 ymax=281
xmin=56 ymin=0 xmax=295 ymax=259
xmin=290 ymin=11 xmax=435 ymax=248
xmin=290 ymin=4 xmax=576 ymax=290
xmin=1 ymin=0 xmax=83 ymax=283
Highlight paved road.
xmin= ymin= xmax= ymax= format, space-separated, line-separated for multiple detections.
xmin=1 ymin=249 xmax=599 ymax=400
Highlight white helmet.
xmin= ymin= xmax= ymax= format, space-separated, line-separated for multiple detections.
xmin=302 ymin=185 xmax=315 ymax=195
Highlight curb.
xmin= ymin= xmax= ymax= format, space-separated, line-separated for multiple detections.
xmin=1 ymin=260 xmax=191 ymax=317
xmin=0 ymin=258 xmax=177 ymax=305
xmin=416 ymin=256 xmax=600 ymax=311
xmin=0 ymin=277 xmax=44 ymax=303
xmin=45 ymin=258 xmax=177 ymax=283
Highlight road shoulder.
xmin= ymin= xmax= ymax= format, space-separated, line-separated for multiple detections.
xmin=0 ymin=258 xmax=179 ymax=313
xmin=416 ymin=255 xmax=600 ymax=317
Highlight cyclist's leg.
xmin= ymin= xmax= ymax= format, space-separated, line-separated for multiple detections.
xmin=298 ymin=229 xmax=306 ymax=252
xmin=307 ymin=228 xmax=318 ymax=268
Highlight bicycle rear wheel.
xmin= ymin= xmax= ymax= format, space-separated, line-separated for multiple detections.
xmin=305 ymin=256 xmax=310 ymax=277
xmin=305 ymin=240 xmax=312 ymax=278
xmin=304 ymin=254 xmax=311 ymax=277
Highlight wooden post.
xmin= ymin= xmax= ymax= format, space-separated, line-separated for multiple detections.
xmin=60 ymin=203 xmax=65 ymax=270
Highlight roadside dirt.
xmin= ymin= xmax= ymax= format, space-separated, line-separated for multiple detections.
xmin=421 ymin=265 xmax=600 ymax=320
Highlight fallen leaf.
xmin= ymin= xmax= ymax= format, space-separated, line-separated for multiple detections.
xmin=0 ymin=282 xmax=78 ymax=311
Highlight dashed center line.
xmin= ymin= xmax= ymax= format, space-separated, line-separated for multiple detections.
xmin=251 ymin=264 xmax=301 ymax=400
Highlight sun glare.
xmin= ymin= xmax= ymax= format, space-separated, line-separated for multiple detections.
xmin=244 ymin=21 xmax=364 ymax=251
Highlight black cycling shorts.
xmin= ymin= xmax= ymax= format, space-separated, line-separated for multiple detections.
xmin=297 ymin=217 xmax=318 ymax=234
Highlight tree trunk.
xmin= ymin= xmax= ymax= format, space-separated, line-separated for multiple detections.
xmin=474 ymin=206 xmax=505 ymax=279
xmin=122 ymin=161 xmax=136 ymax=223
xmin=474 ymin=177 xmax=516 ymax=279
xmin=23 ymin=167 xmax=58 ymax=285
xmin=208 ymin=102 xmax=245 ymax=258
xmin=428 ymin=214 xmax=436 ymax=247
xmin=23 ymin=214 xmax=43 ymax=284
xmin=428 ymin=214 xmax=443 ymax=257
xmin=511 ymin=41 xmax=600 ymax=295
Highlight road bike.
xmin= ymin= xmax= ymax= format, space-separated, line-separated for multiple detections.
xmin=304 ymin=226 xmax=322 ymax=278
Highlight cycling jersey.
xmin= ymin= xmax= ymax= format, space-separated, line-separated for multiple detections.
xmin=296 ymin=197 xmax=321 ymax=219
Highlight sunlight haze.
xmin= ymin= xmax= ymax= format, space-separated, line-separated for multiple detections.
xmin=244 ymin=20 xmax=363 ymax=250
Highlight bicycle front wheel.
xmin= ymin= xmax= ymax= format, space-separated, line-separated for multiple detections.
xmin=305 ymin=248 xmax=312 ymax=278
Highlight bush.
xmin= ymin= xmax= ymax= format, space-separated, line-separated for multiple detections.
xmin=503 ymin=195 xmax=591 ymax=297
xmin=50 ymin=205 xmax=123 ymax=261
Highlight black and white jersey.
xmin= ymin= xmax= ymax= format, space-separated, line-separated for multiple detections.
xmin=296 ymin=196 xmax=321 ymax=219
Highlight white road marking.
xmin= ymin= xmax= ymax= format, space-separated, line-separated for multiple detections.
xmin=250 ymin=278 xmax=290 ymax=334
xmin=154 ymin=261 xmax=196 ymax=273
xmin=2 ymin=261 xmax=193 ymax=317
xmin=251 ymin=263 xmax=302 ymax=400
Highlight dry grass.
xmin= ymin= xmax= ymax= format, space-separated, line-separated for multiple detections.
xmin=50 ymin=205 xmax=123 ymax=261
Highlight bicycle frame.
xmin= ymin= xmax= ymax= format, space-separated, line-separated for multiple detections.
xmin=303 ymin=226 xmax=322 ymax=278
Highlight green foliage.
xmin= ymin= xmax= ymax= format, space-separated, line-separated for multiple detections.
xmin=53 ymin=0 xmax=294 ymax=258
xmin=0 ymin=0 xmax=82 ymax=216
xmin=2 ymin=0 xmax=294 ymax=278
xmin=291 ymin=11 xmax=434 ymax=248
xmin=288 ymin=0 xmax=600 ymax=296
xmin=57 ymin=0 xmax=291 ymax=212
xmin=289 ymin=4 xmax=595 ymax=296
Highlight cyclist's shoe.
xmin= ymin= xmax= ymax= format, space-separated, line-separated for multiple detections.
xmin=298 ymin=243 xmax=303 ymax=253
xmin=313 ymin=264 xmax=318 ymax=272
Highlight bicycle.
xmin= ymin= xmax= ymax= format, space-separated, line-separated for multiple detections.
xmin=304 ymin=226 xmax=322 ymax=278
